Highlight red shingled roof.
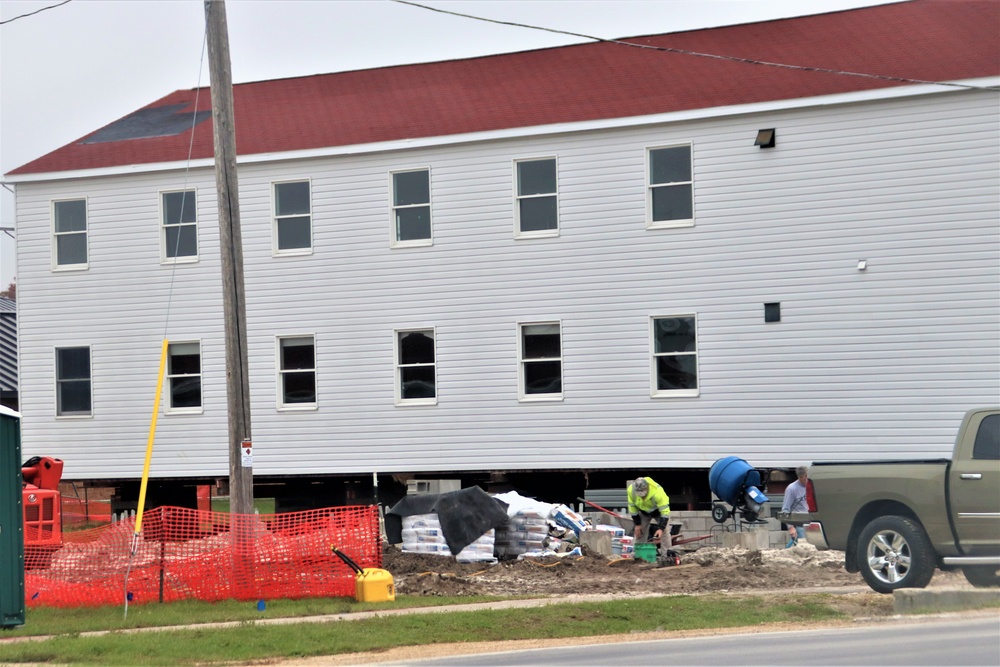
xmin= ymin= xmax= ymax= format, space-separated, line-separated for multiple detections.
xmin=8 ymin=0 xmax=998 ymax=176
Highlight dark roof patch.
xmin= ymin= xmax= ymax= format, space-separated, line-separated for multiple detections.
xmin=81 ymin=105 xmax=211 ymax=144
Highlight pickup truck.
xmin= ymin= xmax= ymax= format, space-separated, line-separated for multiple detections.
xmin=782 ymin=407 xmax=999 ymax=594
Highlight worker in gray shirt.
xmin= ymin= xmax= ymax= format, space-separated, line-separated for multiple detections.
xmin=781 ymin=466 xmax=809 ymax=547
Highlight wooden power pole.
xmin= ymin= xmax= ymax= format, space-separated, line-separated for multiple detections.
xmin=205 ymin=0 xmax=253 ymax=517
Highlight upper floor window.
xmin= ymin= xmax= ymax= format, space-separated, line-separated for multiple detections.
xmin=161 ymin=190 xmax=198 ymax=261
xmin=395 ymin=329 xmax=436 ymax=405
xmin=519 ymin=322 xmax=562 ymax=401
xmin=647 ymin=145 xmax=693 ymax=228
xmin=167 ymin=341 xmax=202 ymax=412
xmin=515 ymin=158 xmax=558 ymax=238
xmin=273 ymin=180 xmax=312 ymax=255
xmin=277 ymin=335 xmax=316 ymax=408
xmin=55 ymin=346 xmax=91 ymax=416
xmin=650 ymin=315 xmax=699 ymax=397
xmin=52 ymin=199 xmax=88 ymax=269
xmin=391 ymin=169 xmax=432 ymax=247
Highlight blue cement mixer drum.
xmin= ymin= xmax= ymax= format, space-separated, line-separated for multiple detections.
xmin=709 ymin=456 xmax=768 ymax=507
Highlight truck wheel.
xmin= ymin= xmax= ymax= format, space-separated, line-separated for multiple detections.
xmin=857 ymin=516 xmax=935 ymax=594
xmin=962 ymin=566 xmax=1000 ymax=588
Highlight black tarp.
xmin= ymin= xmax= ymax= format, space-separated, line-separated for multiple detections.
xmin=386 ymin=486 xmax=509 ymax=555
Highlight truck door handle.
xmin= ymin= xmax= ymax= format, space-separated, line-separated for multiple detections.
xmin=960 ymin=473 xmax=982 ymax=480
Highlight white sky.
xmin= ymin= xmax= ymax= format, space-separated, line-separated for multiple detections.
xmin=0 ymin=0 xmax=904 ymax=288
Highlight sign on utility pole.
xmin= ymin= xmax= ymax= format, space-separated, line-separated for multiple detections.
xmin=204 ymin=0 xmax=253 ymax=517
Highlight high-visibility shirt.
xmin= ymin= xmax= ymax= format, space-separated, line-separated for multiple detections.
xmin=627 ymin=477 xmax=670 ymax=520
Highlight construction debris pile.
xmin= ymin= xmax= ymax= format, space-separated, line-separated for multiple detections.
xmin=389 ymin=489 xmax=636 ymax=564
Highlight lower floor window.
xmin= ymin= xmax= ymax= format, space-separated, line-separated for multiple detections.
xmin=167 ymin=341 xmax=202 ymax=411
xmin=651 ymin=315 xmax=699 ymax=396
xmin=278 ymin=335 xmax=316 ymax=407
xmin=519 ymin=322 xmax=562 ymax=399
xmin=55 ymin=346 xmax=91 ymax=416
xmin=396 ymin=329 xmax=436 ymax=404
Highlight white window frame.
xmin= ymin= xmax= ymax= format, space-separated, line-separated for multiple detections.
xmin=514 ymin=157 xmax=559 ymax=239
xmin=276 ymin=334 xmax=318 ymax=410
xmin=272 ymin=179 xmax=313 ymax=256
xmin=389 ymin=167 xmax=433 ymax=248
xmin=646 ymin=144 xmax=694 ymax=229
xmin=165 ymin=340 xmax=203 ymax=414
xmin=54 ymin=345 xmax=92 ymax=418
xmin=517 ymin=321 xmax=563 ymax=402
xmin=160 ymin=188 xmax=199 ymax=263
xmin=650 ymin=314 xmax=700 ymax=398
xmin=51 ymin=197 xmax=89 ymax=271
xmin=394 ymin=328 xmax=437 ymax=406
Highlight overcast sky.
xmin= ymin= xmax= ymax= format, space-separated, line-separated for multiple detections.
xmin=0 ymin=0 xmax=905 ymax=288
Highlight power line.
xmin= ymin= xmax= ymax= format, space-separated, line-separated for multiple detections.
xmin=391 ymin=0 xmax=998 ymax=92
xmin=0 ymin=0 xmax=72 ymax=26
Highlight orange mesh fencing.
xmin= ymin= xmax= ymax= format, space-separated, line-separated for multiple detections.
xmin=61 ymin=496 xmax=113 ymax=528
xmin=24 ymin=505 xmax=381 ymax=608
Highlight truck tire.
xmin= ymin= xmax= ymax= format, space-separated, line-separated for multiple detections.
xmin=962 ymin=566 xmax=1000 ymax=588
xmin=857 ymin=516 xmax=935 ymax=594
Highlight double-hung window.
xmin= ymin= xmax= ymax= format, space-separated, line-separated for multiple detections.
xmin=273 ymin=180 xmax=312 ymax=254
xmin=52 ymin=199 xmax=88 ymax=269
xmin=161 ymin=190 xmax=198 ymax=261
xmin=650 ymin=315 xmax=699 ymax=397
xmin=166 ymin=341 xmax=202 ymax=412
xmin=277 ymin=335 xmax=316 ymax=408
xmin=395 ymin=329 xmax=436 ymax=405
xmin=55 ymin=346 xmax=92 ymax=416
xmin=515 ymin=158 xmax=558 ymax=237
xmin=647 ymin=145 xmax=693 ymax=228
xmin=391 ymin=169 xmax=432 ymax=247
xmin=519 ymin=322 xmax=562 ymax=400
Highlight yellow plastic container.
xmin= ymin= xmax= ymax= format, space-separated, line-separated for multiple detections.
xmin=355 ymin=568 xmax=396 ymax=602
xmin=634 ymin=543 xmax=658 ymax=563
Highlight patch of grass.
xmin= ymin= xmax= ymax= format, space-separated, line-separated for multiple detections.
xmin=209 ymin=497 xmax=275 ymax=514
xmin=0 ymin=595 xmax=847 ymax=666
xmin=7 ymin=595 xmax=504 ymax=637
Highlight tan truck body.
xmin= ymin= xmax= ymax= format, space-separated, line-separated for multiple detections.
xmin=780 ymin=407 xmax=999 ymax=593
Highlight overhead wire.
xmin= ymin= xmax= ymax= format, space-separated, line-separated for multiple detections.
xmin=391 ymin=0 xmax=998 ymax=92
xmin=123 ymin=21 xmax=209 ymax=621
xmin=0 ymin=0 xmax=72 ymax=25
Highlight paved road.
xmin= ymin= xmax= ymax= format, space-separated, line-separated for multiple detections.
xmin=379 ymin=616 xmax=1000 ymax=666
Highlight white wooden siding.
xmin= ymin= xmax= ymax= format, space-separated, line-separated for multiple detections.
xmin=14 ymin=89 xmax=1000 ymax=479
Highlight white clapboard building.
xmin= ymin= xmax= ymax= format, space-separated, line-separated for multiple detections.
xmin=5 ymin=1 xmax=998 ymax=508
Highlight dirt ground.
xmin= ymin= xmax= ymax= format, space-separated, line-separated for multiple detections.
xmin=381 ymin=541 xmax=971 ymax=598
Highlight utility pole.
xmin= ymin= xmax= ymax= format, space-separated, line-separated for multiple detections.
xmin=205 ymin=0 xmax=253 ymax=517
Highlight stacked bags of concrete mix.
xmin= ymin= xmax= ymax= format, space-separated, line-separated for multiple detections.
xmin=400 ymin=514 xmax=497 ymax=563
xmin=492 ymin=492 xmax=587 ymax=559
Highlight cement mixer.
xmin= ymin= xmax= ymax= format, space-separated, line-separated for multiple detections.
xmin=709 ymin=456 xmax=770 ymax=524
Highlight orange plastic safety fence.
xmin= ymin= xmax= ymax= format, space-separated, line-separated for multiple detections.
xmin=61 ymin=496 xmax=112 ymax=527
xmin=24 ymin=505 xmax=380 ymax=608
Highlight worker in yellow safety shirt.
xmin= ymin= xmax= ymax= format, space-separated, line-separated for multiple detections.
xmin=627 ymin=476 xmax=671 ymax=548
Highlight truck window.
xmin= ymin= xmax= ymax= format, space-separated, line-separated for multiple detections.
xmin=972 ymin=414 xmax=999 ymax=460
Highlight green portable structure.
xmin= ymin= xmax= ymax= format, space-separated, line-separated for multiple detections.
xmin=0 ymin=405 xmax=25 ymax=628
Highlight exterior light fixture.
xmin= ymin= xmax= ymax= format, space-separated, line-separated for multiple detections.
xmin=754 ymin=128 xmax=776 ymax=148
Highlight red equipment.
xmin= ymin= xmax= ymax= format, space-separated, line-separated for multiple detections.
xmin=22 ymin=456 xmax=64 ymax=568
